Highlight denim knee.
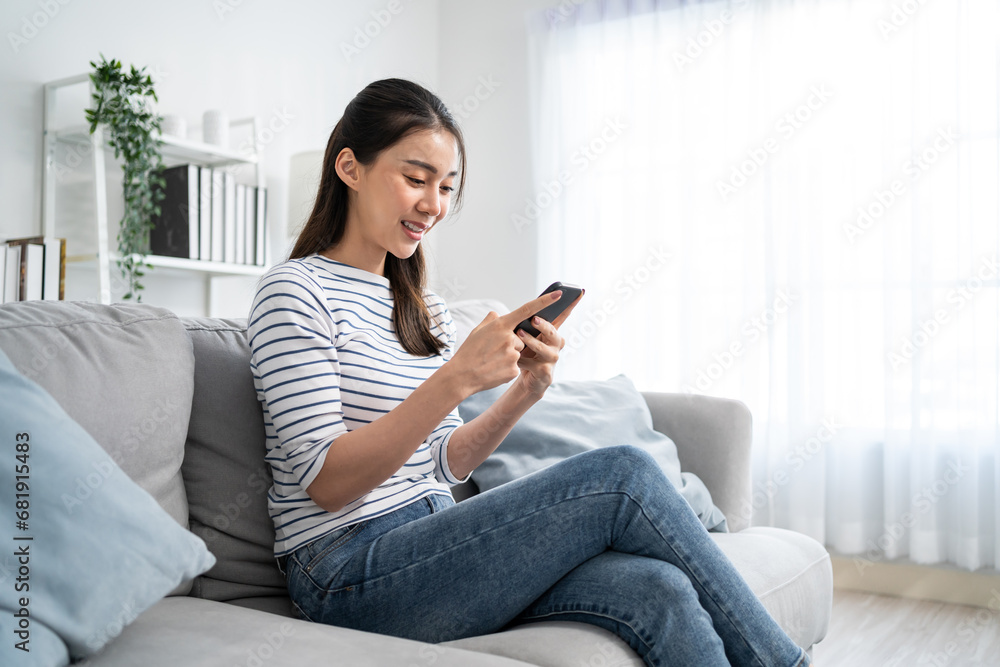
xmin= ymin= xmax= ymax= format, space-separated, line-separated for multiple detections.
xmin=576 ymin=445 xmax=665 ymax=486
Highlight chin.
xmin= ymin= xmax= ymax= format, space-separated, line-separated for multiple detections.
xmin=389 ymin=245 xmax=420 ymax=261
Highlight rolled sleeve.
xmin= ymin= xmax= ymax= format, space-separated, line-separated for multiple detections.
xmin=249 ymin=267 xmax=348 ymax=492
xmin=424 ymin=294 xmax=468 ymax=485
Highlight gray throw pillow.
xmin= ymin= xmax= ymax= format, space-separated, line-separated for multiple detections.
xmin=458 ymin=374 xmax=728 ymax=532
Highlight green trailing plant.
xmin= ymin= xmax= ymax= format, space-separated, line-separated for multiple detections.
xmin=85 ymin=54 xmax=166 ymax=301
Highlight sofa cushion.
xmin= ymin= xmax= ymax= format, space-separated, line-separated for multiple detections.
xmin=0 ymin=347 xmax=215 ymax=665
xmin=85 ymin=596 xmax=539 ymax=667
xmin=711 ymin=527 xmax=832 ymax=650
xmin=0 ymin=301 xmax=196 ymax=594
xmin=444 ymin=529 xmax=831 ymax=663
xmin=444 ymin=620 xmax=643 ymax=666
xmin=458 ymin=374 xmax=729 ymax=532
xmin=179 ymin=316 xmax=288 ymax=604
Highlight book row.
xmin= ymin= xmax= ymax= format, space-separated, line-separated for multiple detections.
xmin=2 ymin=236 xmax=66 ymax=303
xmin=151 ymin=164 xmax=267 ymax=265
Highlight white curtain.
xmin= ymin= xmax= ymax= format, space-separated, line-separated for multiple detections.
xmin=527 ymin=0 xmax=1000 ymax=571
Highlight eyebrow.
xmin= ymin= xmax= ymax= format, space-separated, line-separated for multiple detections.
xmin=403 ymin=159 xmax=458 ymax=177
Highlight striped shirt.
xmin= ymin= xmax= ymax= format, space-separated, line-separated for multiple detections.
xmin=247 ymin=253 xmax=467 ymax=557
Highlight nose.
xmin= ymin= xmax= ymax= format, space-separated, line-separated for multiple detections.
xmin=417 ymin=188 xmax=442 ymax=219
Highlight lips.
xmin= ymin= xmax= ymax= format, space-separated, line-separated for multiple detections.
xmin=401 ymin=220 xmax=428 ymax=233
xmin=401 ymin=220 xmax=428 ymax=240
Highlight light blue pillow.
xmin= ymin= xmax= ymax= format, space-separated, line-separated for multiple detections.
xmin=458 ymin=374 xmax=728 ymax=532
xmin=0 ymin=348 xmax=216 ymax=666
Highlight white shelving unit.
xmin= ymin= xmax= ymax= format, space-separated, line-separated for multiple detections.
xmin=41 ymin=73 xmax=267 ymax=310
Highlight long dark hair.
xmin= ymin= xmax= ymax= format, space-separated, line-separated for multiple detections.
xmin=289 ymin=78 xmax=467 ymax=357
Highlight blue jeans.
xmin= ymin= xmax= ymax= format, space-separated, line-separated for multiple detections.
xmin=281 ymin=446 xmax=810 ymax=667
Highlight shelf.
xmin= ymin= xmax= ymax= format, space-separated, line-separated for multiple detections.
xmin=67 ymin=252 xmax=267 ymax=278
xmin=43 ymin=74 xmax=267 ymax=313
xmin=52 ymin=125 xmax=258 ymax=167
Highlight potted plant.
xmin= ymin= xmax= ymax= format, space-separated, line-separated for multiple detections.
xmin=85 ymin=54 xmax=166 ymax=301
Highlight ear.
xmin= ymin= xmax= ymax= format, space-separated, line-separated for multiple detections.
xmin=335 ymin=147 xmax=363 ymax=192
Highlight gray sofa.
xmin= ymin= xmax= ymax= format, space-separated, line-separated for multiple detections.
xmin=0 ymin=298 xmax=831 ymax=666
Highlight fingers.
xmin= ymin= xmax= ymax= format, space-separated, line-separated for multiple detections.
xmin=549 ymin=290 xmax=585 ymax=329
xmin=498 ymin=290 xmax=563 ymax=329
xmin=517 ymin=319 xmax=562 ymax=359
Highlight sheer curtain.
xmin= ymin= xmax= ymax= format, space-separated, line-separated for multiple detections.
xmin=526 ymin=0 xmax=1000 ymax=571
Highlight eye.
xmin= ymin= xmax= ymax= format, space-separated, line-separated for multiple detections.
xmin=406 ymin=176 xmax=425 ymax=186
xmin=440 ymin=185 xmax=454 ymax=193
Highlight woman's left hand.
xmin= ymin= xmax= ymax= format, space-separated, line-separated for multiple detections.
xmin=513 ymin=291 xmax=584 ymax=397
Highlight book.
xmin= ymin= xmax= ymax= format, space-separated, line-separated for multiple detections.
xmin=255 ymin=187 xmax=267 ymax=266
xmin=42 ymin=237 xmax=66 ymax=300
xmin=5 ymin=236 xmax=44 ymax=301
xmin=199 ymin=167 xmax=213 ymax=261
xmin=150 ymin=164 xmax=199 ymax=259
xmin=223 ymin=172 xmax=236 ymax=263
xmin=210 ymin=169 xmax=224 ymax=262
xmin=4 ymin=246 xmax=18 ymax=302
xmin=23 ymin=242 xmax=44 ymax=301
xmin=244 ymin=185 xmax=256 ymax=265
xmin=0 ymin=247 xmax=5 ymax=303
xmin=235 ymin=183 xmax=246 ymax=265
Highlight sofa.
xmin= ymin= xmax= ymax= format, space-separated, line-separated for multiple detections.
xmin=0 ymin=298 xmax=831 ymax=666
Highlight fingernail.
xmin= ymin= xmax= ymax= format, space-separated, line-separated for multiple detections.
xmin=551 ymin=290 xmax=562 ymax=300
xmin=533 ymin=316 xmax=541 ymax=324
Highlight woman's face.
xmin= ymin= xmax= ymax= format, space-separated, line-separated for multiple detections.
xmin=348 ymin=129 xmax=460 ymax=266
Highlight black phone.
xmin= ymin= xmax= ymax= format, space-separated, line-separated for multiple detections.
xmin=515 ymin=281 xmax=584 ymax=337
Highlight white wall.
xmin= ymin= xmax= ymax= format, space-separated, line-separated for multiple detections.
xmin=0 ymin=0 xmax=555 ymax=317
xmin=428 ymin=0 xmax=554 ymax=312
xmin=0 ymin=0 xmax=441 ymax=317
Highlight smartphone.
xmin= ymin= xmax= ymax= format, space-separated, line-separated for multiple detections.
xmin=515 ymin=281 xmax=584 ymax=337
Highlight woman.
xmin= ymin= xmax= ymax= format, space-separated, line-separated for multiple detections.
xmin=247 ymin=78 xmax=810 ymax=667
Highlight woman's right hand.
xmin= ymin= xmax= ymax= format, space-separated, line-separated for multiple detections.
xmin=449 ymin=290 xmax=564 ymax=396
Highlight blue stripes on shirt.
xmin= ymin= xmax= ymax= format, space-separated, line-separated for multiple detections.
xmin=248 ymin=254 xmax=466 ymax=557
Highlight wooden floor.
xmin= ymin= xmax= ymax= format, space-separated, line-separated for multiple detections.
xmin=811 ymin=590 xmax=1000 ymax=666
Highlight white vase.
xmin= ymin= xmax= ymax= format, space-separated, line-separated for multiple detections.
xmin=160 ymin=114 xmax=187 ymax=139
xmin=202 ymin=110 xmax=229 ymax=147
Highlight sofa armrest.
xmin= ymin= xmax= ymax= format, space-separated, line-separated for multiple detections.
xmin=641 ymin=392 xmax=752 ymax=532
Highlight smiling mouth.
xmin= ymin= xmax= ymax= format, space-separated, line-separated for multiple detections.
xmin=402 ymin=220 xmax=426 ymax=233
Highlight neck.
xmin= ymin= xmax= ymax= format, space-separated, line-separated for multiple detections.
xmin=320 ymin=212 xmax=387 ymax=276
